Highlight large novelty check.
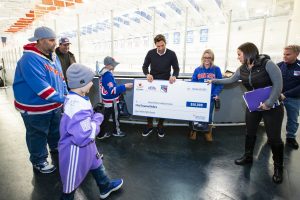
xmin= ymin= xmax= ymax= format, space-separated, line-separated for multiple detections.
xmin=133 ymin=79 xmax=212 ymax=122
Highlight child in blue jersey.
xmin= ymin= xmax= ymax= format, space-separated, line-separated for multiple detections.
xmin=97 ymin=56 xmax=133 ymax=139
xmin=189 ymin=49 xmax=223 ymax=141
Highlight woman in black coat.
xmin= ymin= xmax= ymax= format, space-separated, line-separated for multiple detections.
xmin=209 ymin=42 xmax=284 ymax=184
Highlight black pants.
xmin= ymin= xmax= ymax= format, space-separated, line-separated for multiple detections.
xmin=100 ymin=103 xmax=120 ymax=134
xmin=147 ymin=117 xmax=164 ymax=128
xmin=245 ymin=104 xmax=284 ymax=144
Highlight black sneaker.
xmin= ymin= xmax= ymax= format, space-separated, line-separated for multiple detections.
xmin=142 ymin=127 xmax=153 ymax=137
xmin=157 ymin=127 xmax=165 ymax=138
xmin=113 ymin=131 xmax=126 ymax=137
xmin=286 ymin=138 xmax=299 ymax=149
xmin=97 ymin=132 xmax=111 ymax=140
xmin=33 ymin=161 xmax=56 ymax=174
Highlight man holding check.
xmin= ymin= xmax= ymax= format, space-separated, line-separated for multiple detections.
xmin=142 ymin=34 xmax=180 ymax=137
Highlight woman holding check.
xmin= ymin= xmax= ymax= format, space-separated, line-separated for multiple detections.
xmin=208 ymin=42 xmax=284 ymax=184
xmin=189 ymin=49 xmax=223 ymax=141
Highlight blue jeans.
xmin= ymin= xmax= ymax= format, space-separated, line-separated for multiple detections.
xmin=284 ymin=97 xmax=300 ymax=139
xmin=21 ymin=108 xmax=61 ymax=165
xmin=91 ymin=164 xmax=111 ymax=191
xmin=60 ymin=164 xmax=110 ymax=200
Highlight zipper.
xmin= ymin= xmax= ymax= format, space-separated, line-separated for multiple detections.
xmin=246 ymin=66 xmax=254 ymax=90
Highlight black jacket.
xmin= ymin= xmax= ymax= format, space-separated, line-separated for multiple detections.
xmin=277 ymin=59 xmax=300 ymax=98
xmin=239 ymin=55 xmax=272 ymax=91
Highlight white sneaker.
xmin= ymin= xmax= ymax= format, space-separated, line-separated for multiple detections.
xmin=33 ymin=161 xmax=56 ymax=174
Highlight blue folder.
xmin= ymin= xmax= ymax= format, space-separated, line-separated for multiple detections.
xmin=243 ymin=86 xmax=272 ymax=112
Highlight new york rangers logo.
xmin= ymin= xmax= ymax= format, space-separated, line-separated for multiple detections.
xmin=160 ymin=85 xmax=168 ymax=93
xmin=107 ymin=82 xmax=114 ymax=88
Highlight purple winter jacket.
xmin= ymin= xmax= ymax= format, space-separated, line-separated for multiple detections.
xmin=59 ymin=92 xmax=103 ymax=193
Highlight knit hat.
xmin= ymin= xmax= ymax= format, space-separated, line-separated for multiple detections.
xmin=28 ymin=26 xmax=56 ymax=42
xmin=66 ymin=63 xmax=95 ymax=89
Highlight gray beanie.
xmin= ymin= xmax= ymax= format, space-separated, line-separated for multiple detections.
xmin=67 ymin=63 xmax=95 ymax=89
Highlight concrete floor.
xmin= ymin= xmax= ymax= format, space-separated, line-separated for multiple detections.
xmin=0 ymin=87 xmax=300 ymax=200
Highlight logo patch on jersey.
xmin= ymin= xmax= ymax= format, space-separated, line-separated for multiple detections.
xmin=80 ymin=118 xmax=91 ymax=132
xmin=107 ymin=82 xmax=114 ymax=87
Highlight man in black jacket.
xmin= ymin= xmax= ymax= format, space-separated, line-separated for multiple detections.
xmin=55 ymin=37 xmax=76 ymax=83
xmin=142 ymin=34 xmax=180 ymax=138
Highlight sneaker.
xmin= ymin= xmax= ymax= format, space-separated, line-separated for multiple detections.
xmin=33 ymin=161 xmax=56 ymax=174
xmin=286 ymin=138 xmax=299 ymax=149
xmin=97 ymin=132 xmax=111 ymax=140
xmin=157 ymin=127 xmax=165 ymax=138
xmin=100 ymin=179 xmax=123 ymax=199
xmin=142 ymin=127 xmax=153 ymax=137
xmin=112 ymin=131 xmax=126 ymax=137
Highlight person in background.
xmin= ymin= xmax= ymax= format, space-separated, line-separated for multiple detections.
xmin=277 ymin=45 xmax=300 ymax=150
xmin=142 ymin=34 xmax=180 ymax=138
xmin=209 ymin=42 xmax=284 ymax=184
xmin=13 ymin=26 xmax=67 ymax=173
xmin=97 ymin=56 xmax=133 ymax=139
xmin=59 ymin=63 xmax=123 ymax=200
xmin=55 ymin=37 xmax=76 ymax=82
xmin=189 ymin=49 xmax=223 ymax=141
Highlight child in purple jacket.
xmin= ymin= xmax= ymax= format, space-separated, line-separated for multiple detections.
xmin=59 ymin=63 xmax=123 ymax=200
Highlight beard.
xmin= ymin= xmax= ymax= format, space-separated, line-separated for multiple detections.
xmin=48 ymin=44 xmax=56 ymax=53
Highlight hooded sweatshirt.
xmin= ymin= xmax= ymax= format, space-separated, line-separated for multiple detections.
xmin=191 ymin=65 xmax=223 ymax=99
xmin=13 ymin=43 xmax=67 ymax=114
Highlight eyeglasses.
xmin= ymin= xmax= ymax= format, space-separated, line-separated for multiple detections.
xmin=203 ymin=57 xmax=212 ymax=59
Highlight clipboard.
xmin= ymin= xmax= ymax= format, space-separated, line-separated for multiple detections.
xmin=243 ymin=86 xmax=272 ymax=112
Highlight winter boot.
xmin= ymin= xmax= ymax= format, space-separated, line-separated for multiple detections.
xmin=189 ymin=130 xmax=197 ymax=140
xmin=271 ymin=143 xmax=284 ymax=184
xmin=204 ymin=125 xmax=213 ymax=142
xmin=235 ymin=135 xmax=256 ymax=165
